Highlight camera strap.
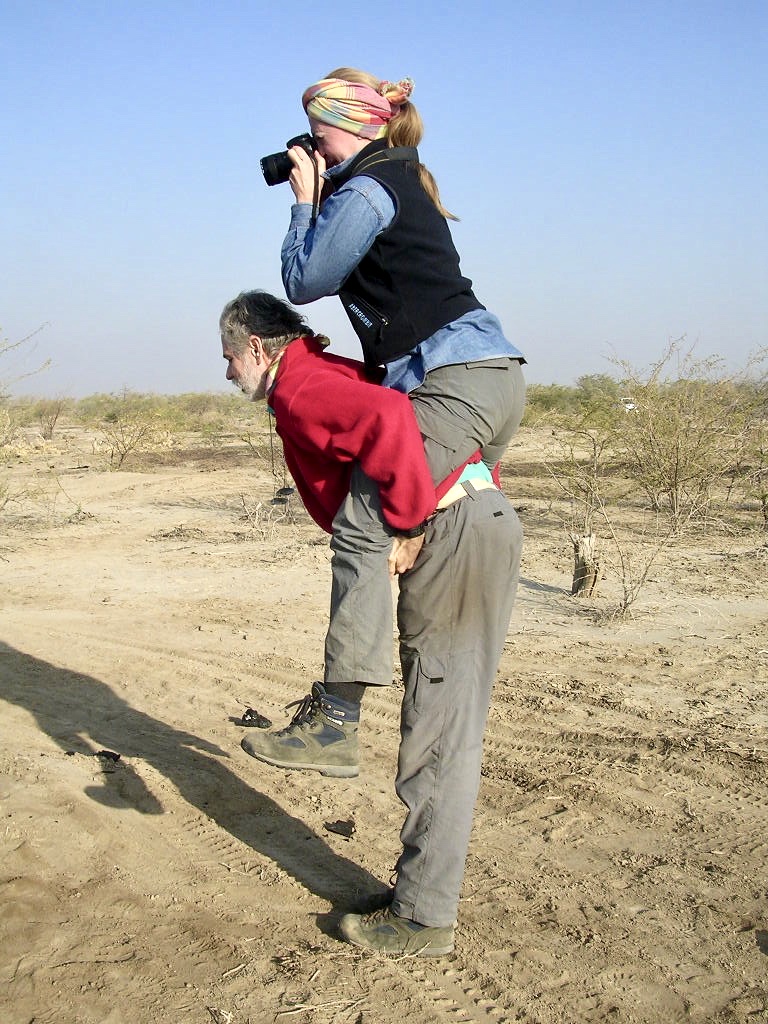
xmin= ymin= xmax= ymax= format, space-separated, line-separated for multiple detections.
xmin=311 ymin=159 xmax=320 ymax=227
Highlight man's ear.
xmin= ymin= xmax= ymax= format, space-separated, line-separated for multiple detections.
xmin=248 ymin=335 xmax=262 ymax=359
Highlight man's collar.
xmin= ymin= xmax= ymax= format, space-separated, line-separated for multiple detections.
xmin=265 ymin=334 xmax=331 ymax=399
xmin=264 ymin=351 xmax=285 ymax=399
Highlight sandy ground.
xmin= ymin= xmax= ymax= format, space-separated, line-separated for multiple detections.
xmin=1 ymin=423 xmax=767 ymax=1024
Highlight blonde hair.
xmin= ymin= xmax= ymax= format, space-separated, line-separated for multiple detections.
xmin=326 ymin=67 xmax=457 ymax=220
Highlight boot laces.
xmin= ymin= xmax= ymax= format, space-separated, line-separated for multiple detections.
xmin=278 ymin=691 xmax=319 ymax=735
xmin=362 ymin=906 xmax=394 ymax=926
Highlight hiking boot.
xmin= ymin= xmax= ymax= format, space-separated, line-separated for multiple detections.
xmin=338 ymin=907 xmax=455 ymax=957
xmin=241 ymin=682 xmax=359 ymax=778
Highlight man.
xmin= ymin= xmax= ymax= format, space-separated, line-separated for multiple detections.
xmin=220 ymin=290 xmax=523 ymax=957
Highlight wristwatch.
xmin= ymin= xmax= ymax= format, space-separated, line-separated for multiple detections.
xmin=399 ymin=521 xmax=426 ymax=539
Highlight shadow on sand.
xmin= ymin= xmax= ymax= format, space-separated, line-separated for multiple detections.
xmin=0 ymin=640 xmax=385 ymax=924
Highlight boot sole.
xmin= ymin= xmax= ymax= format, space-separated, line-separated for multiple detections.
xmin=340 ymin=927 xmax=454 ymax=957
xmin=240 ymin=739 xmax=359 ymax=778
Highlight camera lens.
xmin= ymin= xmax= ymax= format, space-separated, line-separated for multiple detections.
xmin=261 ymin=150 xmax=293 ymax=187
xmin=260 ymin=134 xmax=317 ymax=187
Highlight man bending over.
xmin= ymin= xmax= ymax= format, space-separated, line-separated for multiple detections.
xmin=220 ymin=290 xmax=523 ymax=958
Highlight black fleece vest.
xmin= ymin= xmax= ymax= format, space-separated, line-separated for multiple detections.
xmin=334 ymin=140 xmax=484 ymax=366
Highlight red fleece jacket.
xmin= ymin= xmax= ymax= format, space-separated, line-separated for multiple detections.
xmin=268 ymin=336 xmax=451 ymax=534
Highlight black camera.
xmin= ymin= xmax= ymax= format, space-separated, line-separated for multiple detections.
xmin=261 ymin=133 xmax=317 ymax=187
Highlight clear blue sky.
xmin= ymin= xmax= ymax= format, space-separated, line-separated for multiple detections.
xmin=2 ymin=0 xmax=766 ymax=396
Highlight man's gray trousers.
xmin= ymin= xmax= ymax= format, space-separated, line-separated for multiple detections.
xmin=392 ymin=484 xmax=522 ymax=927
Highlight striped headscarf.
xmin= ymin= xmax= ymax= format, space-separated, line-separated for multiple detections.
xmin=302 ymin=77 xmax=414 ymax=140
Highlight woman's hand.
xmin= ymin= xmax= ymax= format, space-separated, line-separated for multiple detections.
xmin=288 ymin=145 xmax=326 ymax=204
xmin=388 ymin=534 xmax=425 ymax=577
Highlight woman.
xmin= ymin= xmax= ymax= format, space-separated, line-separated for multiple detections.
xmin=282 ymin=67 xmax=526 ymax=484
xmin=279 ymin=64 xmax=526 ymax=681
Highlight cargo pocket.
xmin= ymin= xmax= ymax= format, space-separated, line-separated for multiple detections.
xmin=402 ymin=649 xmax=447 ymax=715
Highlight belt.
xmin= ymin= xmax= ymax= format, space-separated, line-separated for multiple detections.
xmin=436 ymin=478 xmax=498 ymax=510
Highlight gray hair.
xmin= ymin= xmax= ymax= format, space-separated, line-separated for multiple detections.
xmin=219 ymin=290 xmax=312 ymax=357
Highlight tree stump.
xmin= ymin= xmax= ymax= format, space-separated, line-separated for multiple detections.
xmin=570 ymin=532 xmax=599 ymax=597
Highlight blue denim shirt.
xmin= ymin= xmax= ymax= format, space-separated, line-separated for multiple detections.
xmin=281 ymin=160 xmax=525 ymax=394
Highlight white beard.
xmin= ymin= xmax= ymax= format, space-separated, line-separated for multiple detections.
xmin=233 ymin=365 xmax=263 ymax=400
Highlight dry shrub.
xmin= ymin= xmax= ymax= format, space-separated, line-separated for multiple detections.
xmin=611 ymin=340 xmax=767 ymax=535
xmin=545 ymin=341 xmax=767 ymax=615
xmin=35 ymin=398 xmax=67 ymax=440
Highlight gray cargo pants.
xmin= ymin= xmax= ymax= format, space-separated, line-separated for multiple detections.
xmin=392 ymin=483 xmax=522 ymax=927
xmin=324 ymin=357 xmax=525 ymax=685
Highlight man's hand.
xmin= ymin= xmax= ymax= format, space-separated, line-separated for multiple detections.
xmin=388 ymin=534 xmax=425 ymax=577
xmin=288 ymin=146 xmax=326 ymax=204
